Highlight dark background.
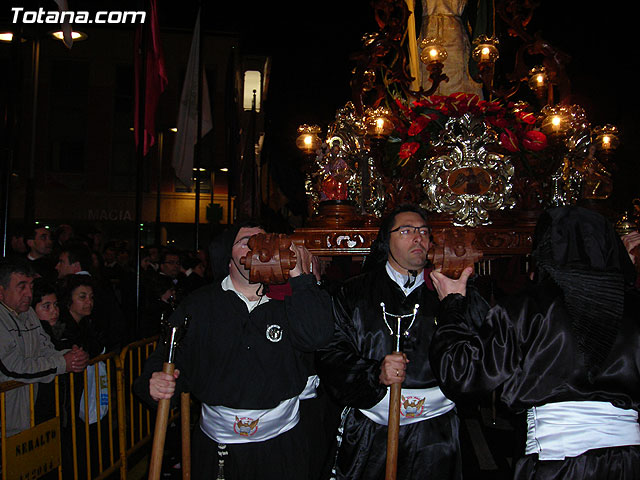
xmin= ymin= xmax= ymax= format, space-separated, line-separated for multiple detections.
xmin=2 ymin=1 xmax=638 ymax=219
xmin=192 ymin=0 xmax=639 ymax=215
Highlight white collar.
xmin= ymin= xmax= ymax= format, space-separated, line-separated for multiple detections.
xmin=221 ymin=275 xmax=269 ymax=312
xmin=385 ymin=262 xmax=424 ymax=296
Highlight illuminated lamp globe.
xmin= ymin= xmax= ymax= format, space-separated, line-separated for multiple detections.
xmin=593 ymin=124 xmax=620 ymax=153
xmin=419 ymin=37 xmax=448 ymax=66
xmin=472 ymin=36 xmax=499 ymax=65
xmin=296 ymin=125 xmax=322 ymax=154
xmin=528 ymin=66 xmax=548 ymax=93
xmin=540 ymin=106 xmax=570 ymax=142
xmin=365 ymin=108 xmax=394 ymax=138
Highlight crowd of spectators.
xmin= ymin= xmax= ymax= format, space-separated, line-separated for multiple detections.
xmin=1 ymin=220 xmax=212 ymax=478
xmin=5 ymin=220 xmax=211 ymax=353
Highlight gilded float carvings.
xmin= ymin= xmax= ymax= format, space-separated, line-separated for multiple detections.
xmin=420 ymin=114 xmax=516 ymax=227
xmin=326 ymin=233 xmax=366 ymax=249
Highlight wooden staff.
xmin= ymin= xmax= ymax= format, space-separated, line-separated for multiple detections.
xmin=386 ymin=359 xmax=402 ymax=480
xmin=148 ymin=316 xmax=189 ymax=480
xmin=181 ymin=392 xmax=191 ymax=479
xmin=148 ymin=362 xmax=174 ymax=480
xmin=385 ymin=315 xmax=404 ymax=480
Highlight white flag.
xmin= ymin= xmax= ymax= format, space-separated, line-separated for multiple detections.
xmin=53 ymin=0 xmax=73 ymax=49
xmin=171 ymin=10 xmax=213 ymax=189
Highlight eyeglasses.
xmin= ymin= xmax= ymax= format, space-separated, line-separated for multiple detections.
xmin=390 ymin=225 xmax=431 ymax=237
xmin=233 ymin=236 xmax=252 ymax=248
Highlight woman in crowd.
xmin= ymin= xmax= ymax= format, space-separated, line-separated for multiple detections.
xmin=59 ymin=274 xmax=109 ymax=358
xmin=59 ymin=274 xmax=113 ymax=478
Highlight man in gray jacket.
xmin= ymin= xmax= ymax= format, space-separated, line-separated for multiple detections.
xmin=0 ymin=257 xmax=88 ymax=437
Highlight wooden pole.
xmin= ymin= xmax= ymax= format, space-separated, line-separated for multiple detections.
xmin=385 ymin=357 xmax=401 ymax=480
xmin=384 ymin=305 xmax=411 ymax=480
xmin=148 ymin=362 xmax=174 ymax=480
xmin=194 ymin=2 xmax=204 ymax=251
xmin=181 ymin=392 xmax=191 ymax=479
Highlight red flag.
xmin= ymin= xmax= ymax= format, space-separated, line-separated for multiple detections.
xmin=134 ymin=0 xmax=167 ymax=156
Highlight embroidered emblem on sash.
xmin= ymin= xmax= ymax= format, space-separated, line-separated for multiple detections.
xmin=234 ymin=416 xmax=259 ymax=436
xmin=266 ymin=324 xmax=283 ymax=342
xmin=401 ymin=395 xmax=426 ymax=418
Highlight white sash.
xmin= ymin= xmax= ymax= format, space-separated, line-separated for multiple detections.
xmin=526 ymin=400 xmax=640 ymax=460
xmin=199 ymin=375 xmax=319 ymax=444
xmin=200 ymin=397 xmax=299 ymax=444
xmin=300 ymin=374 xmax=320 ymax=400
xmin=359 ymin=385 xmax=455 ymax=426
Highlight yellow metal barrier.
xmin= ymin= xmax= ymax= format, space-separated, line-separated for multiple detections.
xmin=70 ymin=350 xmax=119 ymax=480
xmin=0 ymin=336 xmax=174 ymax=480
xmin=116 ymin=336 xmax=168 ymax=479
xmin=1 ymin=379 xmax=62 ymax=480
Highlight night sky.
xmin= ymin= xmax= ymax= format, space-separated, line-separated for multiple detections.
xmin=194 ymin=0 xmax=639 ymax=214
xmin=2 ymin=1 xmax=638 ymax=217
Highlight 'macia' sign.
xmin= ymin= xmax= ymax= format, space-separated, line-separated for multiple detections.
xmin=87 ymin=208 xmax=133 ymax=222
xmin=5 ymin=418 xmax=61 ymax=480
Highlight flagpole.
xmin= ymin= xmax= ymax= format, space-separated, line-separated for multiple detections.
xmin=155 ymin=130 xmax=163 ymax=245
xmin=25 ymin=36 xmax=40 ymax=226
xmin=194 ymin=2 xmax=203 ymax=251
xmin=0 ymin=31 xmax=21 ymax=257
xmin=134 ymin=0 xmax=149 ymax=335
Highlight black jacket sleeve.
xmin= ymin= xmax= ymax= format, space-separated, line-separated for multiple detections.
xmin=283 ymin=274 xmax=334 ymax=352
xmin=429 ymin=291 xmax=525 ymax=402
xmin=316 ymin=284 xmax=387 ymax=409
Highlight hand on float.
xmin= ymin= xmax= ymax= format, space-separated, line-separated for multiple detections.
xmin=289 ymin=243 xmax=313 ymax=278
xmin=622 ymin=231 xmax=640 ymax=266
xmin=430 ymin=266 xmax=473 ymax=300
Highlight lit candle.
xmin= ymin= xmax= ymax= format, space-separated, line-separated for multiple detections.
xmin=480 ymin=47 xmax=491 ymax=63
xmin=304 ymin=135 xmax=313 ymax=147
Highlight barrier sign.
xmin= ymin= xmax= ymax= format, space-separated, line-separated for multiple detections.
xmin=5 ymin=418 xmax=61 ymax=480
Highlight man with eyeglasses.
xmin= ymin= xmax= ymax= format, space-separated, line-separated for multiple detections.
xmin=159 ymin=249 xmax=182 ymax=284
xmin=317 ymin=204 xmax=487 ymax=480
xmin=135 ymin=220 xmax=334 ymax=479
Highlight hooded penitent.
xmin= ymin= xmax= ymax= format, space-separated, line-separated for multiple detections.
xmin=532 ymin=206 xmax=636 ymax=379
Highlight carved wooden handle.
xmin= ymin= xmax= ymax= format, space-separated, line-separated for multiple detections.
xmin=240 ymin=233 xmax=299 ymax=284
xmin=429 ymin=228 xmax=482 ymax=278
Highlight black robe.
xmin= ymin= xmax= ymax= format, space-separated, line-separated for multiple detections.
xmin=430 ymin=280 xmax=640 ymax=479
xmin=134 ymin=274 xmax=334 ymax=479
xmin=317 ymin=265 xmax=488 ymax=480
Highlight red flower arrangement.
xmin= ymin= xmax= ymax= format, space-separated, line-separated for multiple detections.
xmin=391 ymin=92 xmax=548 ymax=167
